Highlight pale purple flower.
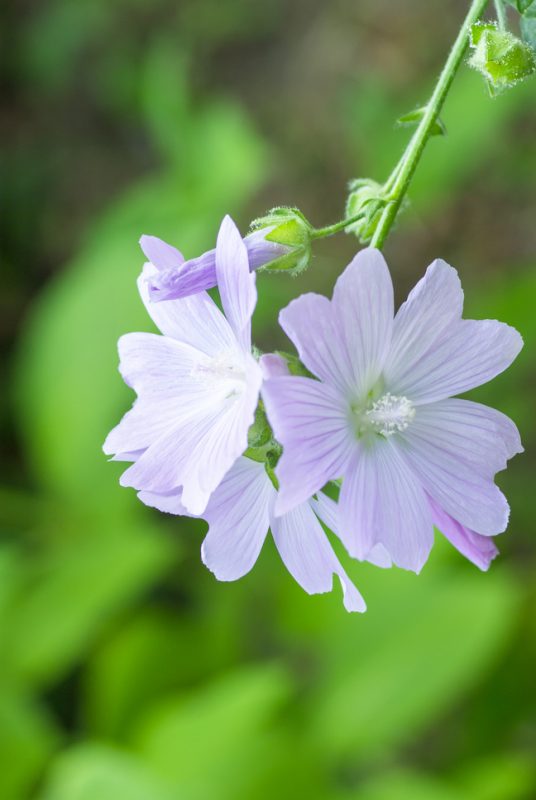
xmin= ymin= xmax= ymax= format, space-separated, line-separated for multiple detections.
xmin=139 ymin=456 xmax=366 ymax=613
xmin=103 ymin=216 xmax=262 ymax=515
xmin=262 ymin=248 xmax=523 ymax=573
xmin=140 ymin=226 xmax=288 ymax=301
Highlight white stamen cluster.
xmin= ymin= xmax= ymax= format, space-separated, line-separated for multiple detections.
xmin=366 ymin=392 xmax=415 ymax=437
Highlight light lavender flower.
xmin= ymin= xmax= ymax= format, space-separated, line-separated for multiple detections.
xmin=139 ymin=456 xmax=366 ymax=613
xmin=103 ymin=216 xmax=262 ymax=515
xmin=140 ymin=225 xmax=288 ymax=301
xmin=262 ymin=249 xmax=523 ymax=573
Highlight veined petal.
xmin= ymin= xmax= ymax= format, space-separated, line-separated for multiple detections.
xmin=311 ymin=491 xmax=392 ymax=568
xmin=383 ymin=259 xmax=463 ymax=388
xmin=181 ymin=355 xmax=263 ymax=513
xmin=139 ymin=235 xmax=184 ymax=270
xmin=119 ymin=351 xmax=261 ymax=514
xmin=103 ymin=333 xmax=220 ymax=456
xmin=430 ymin=497 xmax=499 ymax=571
xmin=201 ymin=458 xmax=273 ymax=581
xmin=399 ymin=426 xmax=510 ymax=536
xmin=138 ymin=488 xmax=190 ymax=516
xmin=262 ymin=376 xmax=354 ymax=515
xmin=388 ymin=317 xmax=523 ymax=404
xmin=339 ymin=440 xmax=433 ymax=573
xmin=279 ymin=293 xmax=353 ymax=395
xmin=332 ymin=247 xmax=394 ymax=397
xmin=271 ymin=502 xmax=366 ymax=612
xmin=215 ymin=215 xmax=257 ymax=351
xmin=137 ymin=263 xmax=236 ymax=356
xmin=405 ymin=399 xmax=523 ymax=479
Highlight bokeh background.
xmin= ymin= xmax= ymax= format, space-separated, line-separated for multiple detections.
xmin=1 ymin=0 xmax=535 ymax=798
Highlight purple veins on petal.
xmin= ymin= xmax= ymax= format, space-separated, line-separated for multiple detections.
xmin=263 ymin=247 xmax=523 ymax=574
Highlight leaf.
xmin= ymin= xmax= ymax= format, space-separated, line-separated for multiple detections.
xmin=133 ymin=664 xmax=293 ymax=799
xmin=13 ymin=92 xmax=266 ymax=510
xmin=396 ymin=107 xmax=446 ymax=136
xmin=505 ymin=0 xmax=536 ymax=17
xmin=305 ymin=562 xmax=521 ymax=761
xmin=3 ymin=519 xmax=174 ymax=689
xmin=0 ymin=691 xmax=59 ymax=800
xmin=38 ymin=743 xmax=175 ymax=800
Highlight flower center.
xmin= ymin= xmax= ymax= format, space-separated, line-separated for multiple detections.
xmin=365 ymin=392 xmax=415 ymax=436
xmin=192 ymin=350 xmax=247 ymax=397
xmin=352 ymin=391 xmax=415 ymax=438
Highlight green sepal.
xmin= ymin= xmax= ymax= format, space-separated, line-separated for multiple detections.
xmin=468 ymin=24 xmax=536 ymax=94
xmin=396 ymin=107 xmax=446 ymax=136
xmin=247 ymin=402 xmax=272 ymax=449
xmin=344 ymin=179 xmax=387 ymax=244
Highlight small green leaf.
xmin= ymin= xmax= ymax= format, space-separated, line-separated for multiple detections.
xmin=396 ymin=107 xmax=446 ymax=136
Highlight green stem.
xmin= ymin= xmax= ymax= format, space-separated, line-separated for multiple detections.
xmin=370 ymin=0 xmax=490 ymax=250
xmin=311 ymin=210 xmax=366 ymax=239
xmin=494 ymin=0 xmax=507 ymax=29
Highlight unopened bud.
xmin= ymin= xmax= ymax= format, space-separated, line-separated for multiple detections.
xmin=468 ymin=22 xmax=536 ymax=94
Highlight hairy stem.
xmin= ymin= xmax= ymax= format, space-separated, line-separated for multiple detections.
xmin=370 ymin=0 xmax=490 ymax=250
xmin=494 ymin=0 xmax=507 ymax=29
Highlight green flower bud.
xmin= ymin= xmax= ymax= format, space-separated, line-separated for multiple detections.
xmin=468 ymin=23 xmax=536 ymax=94
xmin=344 ymin=179 xmax=386 ymax=244
xmin=250 ymin=207 xmax=313 ymax=275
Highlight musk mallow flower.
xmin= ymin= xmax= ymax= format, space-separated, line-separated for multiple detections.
xmin=262 ymin=248 xmax=523 ymax=573
xmin=103 ymin=215 xmax=262 ymax=515
xmin=140 ymin=224 xmax=289 ymax=301
xmin=137 ymin=355 xmax=367 ymax=612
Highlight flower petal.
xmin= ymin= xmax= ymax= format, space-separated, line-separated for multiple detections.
xmin=399 ymin=422 xmax=510 ymax=536
xmin=201 ymin=458 xmax=273 ymax=581
xmin=139 ymin=235 xmax=184 ymax=270
xmin=262 ymin=376 xmax=354 ymax=515
xmin=138 ymin=488 xmax=190 ymax=516
xmin=332 ymin=247 xmax=394 ymax=397
xmin=312 ymin=492 xmax=393 ymax=569
xmin=405 ymin=398 xmax=523 ymax=479
xmin=259 ymin=353 xmax=290 ymax=379
xmin=388 ymin=317 xmax=523 ymax=405
xmin=383 ymin=259 xmax=463 ymax=389
xmin=278 ymin=248 xmax=393 ymax=397
xmin=215 ymin=215 xmax=257 ymax=351
xmin=271 ymin=501 xmax=366 ymax=612
xmin=339 ymin=439 xmax=433 ymax=573
xmin=103 ymin=333 xmax=218 ymax=456
xmin=429 ymin=497 xmax=499 ymax=570
xmin=137 ymin=263 xmax=236 ymax=355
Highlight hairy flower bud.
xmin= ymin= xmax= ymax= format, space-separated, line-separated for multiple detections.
xmin=468 ymin=23 xmax=536 ymax=94
xmin=250 ymin=207 xmax=313 ymax=275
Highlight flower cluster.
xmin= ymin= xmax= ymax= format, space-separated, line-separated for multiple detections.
xmin=104 ymin=215 xmax=523 ymax=612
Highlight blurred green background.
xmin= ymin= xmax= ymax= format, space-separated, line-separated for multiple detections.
xmin=1 ymin=0 xmax=535 ymax=798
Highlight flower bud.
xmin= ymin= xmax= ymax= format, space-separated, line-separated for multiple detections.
xmin=468 ymin=23 xmax=536 ymax=94
xmin=344 ymin=179 xmax=385 ymax=244
xmin=249 ymin=207 xmax=313 ymax=275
